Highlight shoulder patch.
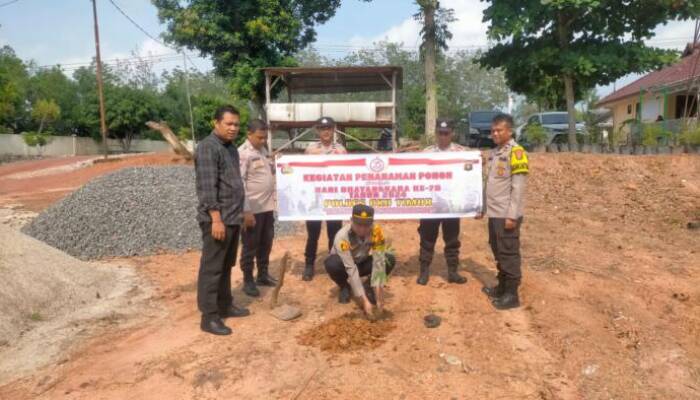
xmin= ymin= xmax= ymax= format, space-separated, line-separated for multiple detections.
xmin=510 ymin=146 xmax=529 ymax=175
xmin=339 ymin=240 xmax=350 ymax=252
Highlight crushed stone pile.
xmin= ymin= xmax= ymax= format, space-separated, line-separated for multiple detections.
xmin=22 ymin=166 xmax=298 ymax=260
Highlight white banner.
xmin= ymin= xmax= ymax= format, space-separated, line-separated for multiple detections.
xmin=275 ymin=152 xmax=483 ymax=221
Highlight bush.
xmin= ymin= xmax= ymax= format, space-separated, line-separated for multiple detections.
xmin=524 ymin=123 xmax=548 ymax=146
xmin=679 ymin=125 xmax=700 ymax=146
xmin=642 ymin=124 xmax=663 ymax=147
xmin=177 ymin=127 xmax=192 ymax=142
xmin=23 ymin=131 xmax=51 ymax=147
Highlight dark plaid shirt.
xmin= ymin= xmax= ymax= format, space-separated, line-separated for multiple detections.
xmin=195 ymin=132 xmax=246 ymax=226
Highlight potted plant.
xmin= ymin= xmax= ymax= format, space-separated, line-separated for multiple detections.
xmin=678 ymin=123 xmax=700 ymax=153
xmin=524 ymin=123 xmax=548 ymax=153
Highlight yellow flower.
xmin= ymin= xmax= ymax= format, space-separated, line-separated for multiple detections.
xmin=371 ymin=225 xmax=385 ymax=250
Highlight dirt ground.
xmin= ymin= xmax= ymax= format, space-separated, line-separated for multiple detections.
xmin=0 ymin=152 xmax=699 ymax=399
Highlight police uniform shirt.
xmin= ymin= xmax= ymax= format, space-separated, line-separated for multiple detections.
xmin=423 ymin=142 xmax=467 ymax=152
xmin=330 ymin=224 xmax=385 ymax=297
xmin=485 ymin=138 xmax=528 ymax=219
xmin=238 ymin=139 xmax=275 ymax=214
xmin=305 ymin=141 xmax=348 ymax=155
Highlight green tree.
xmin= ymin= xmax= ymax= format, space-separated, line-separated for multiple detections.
xmin=152 ymin=0 xmax=345 ymax=104
xmin=106 ymin=85 xmax=163 ymax=151
xmin=31 ymin=99 xmax=61 ymax=134
xmin=71 ymin=64 xmax=121 ymax=139
xmin=0 ymin=46 xmax=29 ymax=132
xmin=160 ymin=68 xmax=233 ymax=139
xmin=479 ymin=0 xmax=699 ymax=147
xmin=27 ymin=67 xmax=78 ymax=134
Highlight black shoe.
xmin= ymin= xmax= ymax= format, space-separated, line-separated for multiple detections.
xmin=219 ymin=305 xmax=250 ymax=319
xmin=302 ymin=264 xmax=314 ymax=281
xmin=338 ymin=285 xmax=351 ymax=304
xmin=201 ymin=316 xmax=232 ymax=336
xmin=482 ymin=273 xmax=505 ymax=299
xmin=256 ymin=272 xmax=278 ymax=287
xmin=492 ymin=293 xmax=520 ymax=310
xmin=417 ymin=265 xmax=430 ymax=285
xmin=447 ymin=268 xmax=467 ymax=284
xmin=492 ymin=279 xmax=520 ymax=310
xmin=243 ymin=279 xmax=260 ymax=297
xmin=481 ymin=284 xmax=504 ymax=299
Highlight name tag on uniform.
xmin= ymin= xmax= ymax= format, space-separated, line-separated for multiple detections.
xmin=252 ymin=158 xmax=265 ymax=168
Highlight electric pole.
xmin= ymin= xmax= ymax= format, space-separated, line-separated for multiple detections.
xmin=182 ymin=52 xmax=196 ymax=150
xmin=91 ymin=0 xmax=109 ymax=159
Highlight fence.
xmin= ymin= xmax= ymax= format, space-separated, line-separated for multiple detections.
xmin=0 ymin=134 xmax=173 ymax=157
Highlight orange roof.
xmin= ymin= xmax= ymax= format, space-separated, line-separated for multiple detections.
xmin=598 ymin=43 xmax=700 ymax=106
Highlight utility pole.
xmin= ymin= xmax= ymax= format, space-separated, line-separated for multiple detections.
xmin=182 ymin=52 xmax=196 ymax=150
xmin=422 ymin=0 xmax=438 ymax=143
xmin=91 ymin=0 xmax=109 ymax=159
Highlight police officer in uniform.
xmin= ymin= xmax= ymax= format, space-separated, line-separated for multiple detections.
xmin=238 ymin=119 xmax=278 ymax=297
xmin=416 ymin=118 xmax=469 ymax=285
xmin=302 ymin=117 xmax=347 ymax=281
xmin=480 ymin=113 xmax=528 ymax=310
xmin=324 ymin=205 xmax=396 ymax=315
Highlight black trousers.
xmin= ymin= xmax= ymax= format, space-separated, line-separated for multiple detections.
xmin=418 ymin=218 xmax=461 ymax=268
xmin=324 ymin=254 xmax=396 ymax=288
xmin=197 ymin=222 xmax=240 ymax=318
xmin=304 ymin=220 xmax=342 ymax=265
xmin=488 ymin=218 xmax=523 ymax=281
xmin=240 ymin=211 xmax=275 ymax=275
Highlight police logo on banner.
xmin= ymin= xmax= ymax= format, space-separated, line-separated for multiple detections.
xmin=369 ymin=157 xmax=386 ymax=172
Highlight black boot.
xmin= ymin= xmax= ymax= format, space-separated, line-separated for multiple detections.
xmin=363 ymin=281 xmax=376 ymax=305
xmin=200 ymin=315 xmax=232 ymax=336
xmin=417 ymin=263 xmax=430 ymax=285
xmin=482 ymin=274 xmax=505 ymax=299
xmin=243 ymin=270 xmax=260 ymax=297
xmin=219 ymin=304 xmax=251 ymax=319
xmin=256 ymin=266 xmax=278 ymax=287
xmin=338 ymin=284 xmax=351 ymax=304
xmin=447 ymin=264 xmax=467 ymax=284
xmin=302 ymin=263 xmax=314 ymax=281
xmin=492 ymin=279 xmax=520 ymax=310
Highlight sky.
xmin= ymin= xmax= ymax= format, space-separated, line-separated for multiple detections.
xmin=0 ymin=0 xmax=696 ymax=99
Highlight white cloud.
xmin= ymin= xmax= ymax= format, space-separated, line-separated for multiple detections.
xmin=347 ymin=0 xmax=490 ymax=51
xmin=350 ymin=2 xmax=694 ymax=54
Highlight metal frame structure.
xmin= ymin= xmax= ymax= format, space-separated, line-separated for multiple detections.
xmin=262 ymin=66 xmax=403 ymax=153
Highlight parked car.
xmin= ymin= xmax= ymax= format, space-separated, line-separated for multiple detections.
xmin=461 ymin=110 xmax=500 ymax=148
xmin=516 ymin=112 xmax=587 ymax=146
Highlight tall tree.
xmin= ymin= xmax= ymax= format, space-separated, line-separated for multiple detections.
xmin=0 ymin=46 xmax=29 ymax=132
xmin=480 ymin=0 xmax=699 ymax=147
xmin=152 ymin=0 xmax=344 ymax=107
xmin=28 ymin=67 xmax=79 ymax=134
xmin=31 ymin=99 xmax=61 ymax=134
xmin=415 ymin=0 xmax=454 ymax=142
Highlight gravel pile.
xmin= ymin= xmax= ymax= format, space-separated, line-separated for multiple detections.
xmin=23 ymin=166 xmax=298 ymax=260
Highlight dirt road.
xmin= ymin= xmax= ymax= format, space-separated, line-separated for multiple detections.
xmin=0 ymin=153 xmax=698 ymax=399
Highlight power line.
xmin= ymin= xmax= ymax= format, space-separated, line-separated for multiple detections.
xmin=106 ymin=0 xmax=203 ymax=72
xmin=0 ymin=0 xmax=22 ymax=8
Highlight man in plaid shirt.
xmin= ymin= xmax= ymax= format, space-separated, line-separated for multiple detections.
xmin=195 ymin=105 xmax=252 ymax=336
